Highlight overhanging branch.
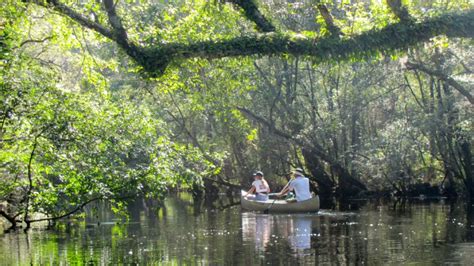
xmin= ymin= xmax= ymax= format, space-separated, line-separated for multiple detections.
xmin=26 ymin=197 xmax=102 ymax=223
xmin=142 ymin=9 xmax=474 ymax=75
xmin=27 ymin=0 xmax=114 ymax=40
xmin=237 ymin=107 xmax=328 ymax=161
xmin=237 ymin=107 xmax=367 ymax=191
xmin=406 ymin=62 xmax=474 ymax=104
xmin=237 ymin=107 xmax=296 ymax=142
xmin=29 ymin=0 xmax=474 ymax=76
xmin=26 ymin=0 xmax=146 ymax=63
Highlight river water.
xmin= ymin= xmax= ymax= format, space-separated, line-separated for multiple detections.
xmin=1 ymin=194 xmax=474 ymax=265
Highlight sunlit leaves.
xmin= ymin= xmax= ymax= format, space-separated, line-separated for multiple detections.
xmin=0 ymin=1 xmax=225 ymax=223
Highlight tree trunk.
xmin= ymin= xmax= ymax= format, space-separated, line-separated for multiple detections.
xmin=332 ymin=164 xmax=367 ymax=198
xmin=302 ymin=147 xmax=334 ymax=197
xmin=302 ymin=147 xmax=367 ymax=198
xmin=460 ymin=140 xmax=474 ymax=202
xmin=0 ymin=210 xmax=18 ymax=232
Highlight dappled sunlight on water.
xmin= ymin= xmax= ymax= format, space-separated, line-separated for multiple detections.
xmin=1 ymin=195 xmax=473 ymax=264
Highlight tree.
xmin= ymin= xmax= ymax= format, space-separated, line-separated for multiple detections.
xmin=0 ymin=5 xmax=217 ymax=231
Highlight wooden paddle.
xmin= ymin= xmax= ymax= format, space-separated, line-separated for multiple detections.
xmin=263 ymin=177 xmax=293 ymax=214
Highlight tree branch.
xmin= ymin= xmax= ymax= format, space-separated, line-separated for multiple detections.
xmin=18 ymin=36 xmax=53 ymax=48
xmin=237 ymin=106 xmax=327 ymax=160
xmin=225 ymin=0 xmax=275 ymax=32
xmin=26 ymin=0 xmax=146 ymax=64
xmin=406 ymin=62 xmax=474 ymax=104
xmin=101 ymin=0 xmax=133 ymax=51
xmin=315 ymin=2 xmax=342 ymax=36
xmin=203 ymin=176 xmax=242 ymax=190
xmin=26 ymin=0 xmax=114 ymax=40
xmin=237 ymin=107 xmax=367 ymax=191
xmin=386 ymin=0 xmax=413 ymax=22
xmin=30 ymin=0 xmax=474 ymax=76
xmin=26 ymin=197 xmax=102 ymax=223
xmin=237 ymin=107 xmax=296 ymax=143
xmin=23 ymin=135 xmax=40 ymax=229
xmin=143 ymin=9 xmax=474 ymax=75
xmin=0 ymin=210 xmax=18 ymax=228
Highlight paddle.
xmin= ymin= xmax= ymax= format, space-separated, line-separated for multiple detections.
xmin=263 ymin=177 xmax=293 ymax=214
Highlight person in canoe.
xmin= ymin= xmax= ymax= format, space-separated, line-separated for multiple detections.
xmin=277 ymin=168 xmax=312 ymax=202
xmin=243 ymin=171 xmax=270 ymax=201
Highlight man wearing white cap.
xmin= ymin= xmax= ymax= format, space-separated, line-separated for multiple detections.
xmin=278 ymin=168 xmax=312 ymax=202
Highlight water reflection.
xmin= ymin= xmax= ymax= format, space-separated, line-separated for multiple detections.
xmin=289 ymin=216 xmax=313 ymax=250
xmin=1 ymin=195 xmax=474 ymax=265
xmin=242 ymin=213 xmax=271 ymax=251
xmin=242 ymin=213 xmax=318 ymax=252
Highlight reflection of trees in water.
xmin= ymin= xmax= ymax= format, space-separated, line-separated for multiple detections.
xmin=189 ymin=194 xmax=240 ymax=215
xmin=121 ymin=193 xmax=240 ymax=221
xmin=466 ymin=204 xmax=474 ymax=242
xmin=242 ymin=214 xmax=271 ymax=251
xmin=2 ymin=197 xmax=474 ymax=264
xmin=241 ymin=201 xmax=474 ymax=264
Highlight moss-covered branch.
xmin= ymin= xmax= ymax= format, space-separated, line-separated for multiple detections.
xmin=142 ymin=9 xmax=474 ymax=75
xmin=28 ymin=0 xmax=474 ymax=77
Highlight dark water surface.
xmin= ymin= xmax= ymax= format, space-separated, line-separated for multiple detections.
xmin=1 ymin=194 xmax=474 ymax=265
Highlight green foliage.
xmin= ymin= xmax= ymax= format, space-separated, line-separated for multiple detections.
xmin=1 ymin=0 xmax=473 ymax=229
xmin=0 ymin=1 xmax=217 ymax=228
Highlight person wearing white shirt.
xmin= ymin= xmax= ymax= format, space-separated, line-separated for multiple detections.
xmin=244 ymin=171 xmax=270 ymax=201
xmin=278 ymin=168 xmax=312 ymax=202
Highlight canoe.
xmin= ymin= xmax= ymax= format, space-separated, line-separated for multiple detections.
xmin=241 ymin=190 xmax=320 ymax=213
